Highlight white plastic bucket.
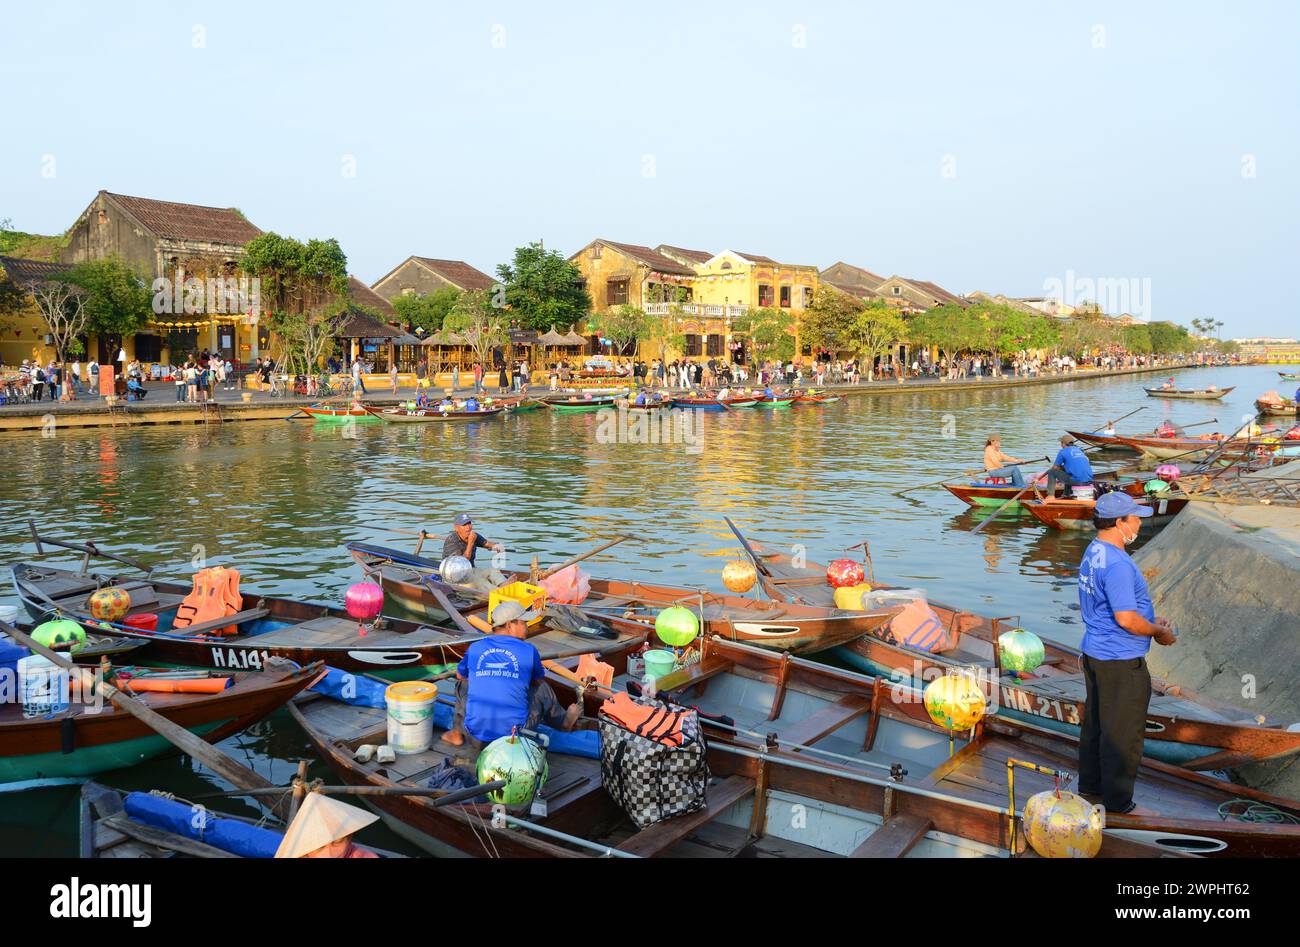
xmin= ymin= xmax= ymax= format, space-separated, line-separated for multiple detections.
xmin=385 ymin=681 xmax=438 ymax=754
xmin=1072 ymin=485 xmax=1096 ymax=500
xmin=19 ymin=654 xmax=70 ymax=718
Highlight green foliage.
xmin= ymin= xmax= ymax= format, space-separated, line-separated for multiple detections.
xmin=443 ymin=288 xmax=507 ymax=365
xmin=732 ymin=306 xmax=795 ymax=363
xmin=1213 ymin=338 xmax=1240 ymax=355
xmin=392 ymin=286 xmax=460 ymax=333
xmin=907 ymin=303 xmax=981 ymax=359
xmin=801 ymin=288 xmax=906 ymax=371
xmin=495 ymin=242 xmax=591 ymax=331
xmin=585 ymin=304 xmax=647 ymax=356
xmin=1146 ymin=321 xmax=1194 ymax=354
xmin=61 ymin=256 xmax=152 ymax=338
xmin=242 ymin=233 xmax=348 ymax=315
xmin=0 ymin=222 xmax=68 ymax=262
xmin=1122 ymin=323 xmax=1152 ymax=353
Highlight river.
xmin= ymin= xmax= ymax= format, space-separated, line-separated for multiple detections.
xmin=1 ymin=362 xmax=1293 ymax=855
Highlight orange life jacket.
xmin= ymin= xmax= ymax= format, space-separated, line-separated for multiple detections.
xmin=172 ymin=567 xmax=243 ymax=636
xmin=599 ymin=692 xmax=687 ymax=747
xmin=887 ymin=600 xmax=958 ymax=653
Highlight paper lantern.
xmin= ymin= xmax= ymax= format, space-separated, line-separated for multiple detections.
xmin=345 ymin=582 xmax=384 ymax=622
xmin=1023 ymin=790 xmax=1104 ymax=858
xmin=88 ymin=586 xmax=131 ymax=623
xmin=32 ymin=619 xmax=87 ymax=650
xmin=655 ymin=606 xmax=699 ymax=648
xmin=997 ymin=628 xmax=1045 ymax=674
xmin=826 ymin=559 xmax=866 ymax=589
xmin=721 ymin=560 xmax=757 ymax=593
xmin=923 ymin=672 xmax=986 ymax=732
xmin=1155 ymin=464 xmax=1181 ymax=482
xmin=1144 ymin=478 xmax=1171 ymax=495
xmin=477 ymin=734 xmax=548 ymax=805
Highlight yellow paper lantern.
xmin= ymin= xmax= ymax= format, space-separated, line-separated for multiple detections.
xmin=923 ymin=672 xmax=986 ymax=732
xmin=721 ymin=560 xmax=758 ymax=594
xmin=88 ymin=586 xmax=132 ymax=623
xmin=1023 ymin=790 xmax=1104 ymax=858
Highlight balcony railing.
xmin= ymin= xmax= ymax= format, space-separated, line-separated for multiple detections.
xmin=642 ymin=302 xmax=749 ymax=318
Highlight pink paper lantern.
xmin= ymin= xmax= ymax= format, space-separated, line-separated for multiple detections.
xmin=346 ymin=582 xmax=384 ymax=621
xmin=826 ymin=559 xmax=866 ymax=589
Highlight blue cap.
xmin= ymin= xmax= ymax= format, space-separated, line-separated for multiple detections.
xmin=1095 ymin=491 xmax=1152 ymax=519
xmin=453 ymin=513 xmax=472 ymax=526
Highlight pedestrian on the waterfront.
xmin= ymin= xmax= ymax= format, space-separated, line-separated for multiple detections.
xmin=498 ymin=363 xmax=509 ymax=394
xmin=390 ymin=362 xmax=399 ymax=394
xmin=173 ymin=364 xmax=186 ymax=402
xmin=351 ymin=356 xmax=367 ymax=395
xmin=185 ymin=361 xmax=198 ymax=403
xmin=1076 ymin=491 xmax=1176 ymax=815
xmin=452 ymin=364 xmax=460 ymax=391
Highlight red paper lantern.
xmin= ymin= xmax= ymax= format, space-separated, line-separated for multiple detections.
xmin=826 ymin=559 xmax=865 ymax=588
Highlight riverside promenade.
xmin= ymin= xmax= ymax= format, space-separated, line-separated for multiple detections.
xmin=0 ymin=361 xmax=1205 ymax=433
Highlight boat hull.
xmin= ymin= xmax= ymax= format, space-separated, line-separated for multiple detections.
xmin=1143 ymin=386 xmax=1234 ymax=400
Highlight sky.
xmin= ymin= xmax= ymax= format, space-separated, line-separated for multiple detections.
xmin=2 ymin=1 xmax=1297 ymax=337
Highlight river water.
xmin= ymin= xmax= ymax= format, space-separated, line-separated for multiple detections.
xmin=1 ymin=363 xmax=1293 ymax=855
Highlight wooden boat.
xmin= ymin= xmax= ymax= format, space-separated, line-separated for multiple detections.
xmin=755 ymin=395 xmax=795 ymax=408
xmin=495 ymin=395 xmax=547 ymax=413
xmin=943 ymin=469 xmax=1149 ymax=509
xmin=362 ymin=404 xmax=504 ymax=423
xmin=1112 ymin=434 xmax=1273 ymax=462
xmin=794 ymin=392 xmax=841 ymax=404
xmin=12 ymin=556 xmax=637 ymax=674
xmin=739 ymin=536 xmax=1300 ymax=770
xmin=0 ymin=657 xmax=321 ymax=786
xmin=1143 ymin=386 xmax=1234 ymax=400
xmin=1255 ymin=398 xmax=1298 ymax=417
xmin=289 ymin=640 xmax=1180 ymax=858
xmin=347 ymin=541 xmax=899 ymax=654
xmin=542 ymin=394 xmax=617 ymax=412
xmin=1277 ymin=371 xmax=1300 ymax=382
xmin=298 ymin=403 xmax=373 ymax=419
xmin=1021 ymin=495 xmax=1189 ymax=531
xmin=670 ymin=394 xmax=757 ymax=410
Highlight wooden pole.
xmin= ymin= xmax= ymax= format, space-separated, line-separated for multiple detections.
xmin=537 ymin=535 xmax=631 ymax=580
xmin=970 ymin=485 xmax=1034 ymax=534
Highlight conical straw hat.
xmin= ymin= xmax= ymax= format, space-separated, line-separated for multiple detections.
xmin=274 ymin=791 xmax=379 ymax=858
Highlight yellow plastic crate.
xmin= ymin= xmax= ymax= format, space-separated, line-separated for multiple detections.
xmin=488 ymin=581 xmax=547 ymax=627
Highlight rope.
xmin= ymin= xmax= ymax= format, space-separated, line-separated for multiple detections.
xmin=1217 ymin=800 xmax=1300 ymax=825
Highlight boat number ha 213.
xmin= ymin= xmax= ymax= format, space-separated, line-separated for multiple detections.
xmin=1000 ymin=684 xmax=1081 ymax=725
xmin=211 ymin=647 xmax=272 ymax=669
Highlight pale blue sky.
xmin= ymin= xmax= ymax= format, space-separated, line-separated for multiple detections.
xmin=2 ymin=1 xmax=1296 ymax=336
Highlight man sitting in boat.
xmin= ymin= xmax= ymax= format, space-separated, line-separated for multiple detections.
xmin=982 ymin=435 xmax=1027 ymax=487
xmin=717 ymin=386 xmax=730 ymax=400
xmin=443 ymin=512 xmax=504 ymax=565
xmin=275 ymin=792 xmax=380 ymax=858
xmin=1043 ymin=435 xmax=1094 ymax=501
xmin=441 ymin=600 xmax=582 ymax=752
xmin=1161 ymin=377 xmax=1175 ymax=390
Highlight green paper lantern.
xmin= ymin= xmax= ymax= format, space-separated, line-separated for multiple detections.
xmin=476 ymin=735 xmax=548 ymax=806
xmin=32 ymin=619 xmax=87 ymax=650
xmin=655 ymin=606 xmax=699 ymax=648
xmin=998 ymin=628 xmax=1045 ymax=673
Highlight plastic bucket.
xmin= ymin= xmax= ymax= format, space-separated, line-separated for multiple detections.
xmin=124 ymin=613 xmax=159 ymax=632
xmin=386 ymin=681 xmax=439 ymax=754
xmin=19 ymin=654 xmax=70 ymax=718
xmin=643 ymin=649 xmax=676 ymax=680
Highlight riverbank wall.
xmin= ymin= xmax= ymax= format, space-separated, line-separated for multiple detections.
xmin=0 ymin=362 xmax=1204 ymax=433
xmin=1136 ymin=498 xmax=1300 ymax=798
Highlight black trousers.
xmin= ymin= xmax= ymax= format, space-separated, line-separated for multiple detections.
xmin=1078 ymin=654 xmax=1151 ymax=812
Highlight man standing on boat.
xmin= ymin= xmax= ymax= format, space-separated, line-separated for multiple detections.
xmin=1042 ymin=435 xmax=1093 ymax=500
xmin=443 ymin=512 xmax=504 ymax=565
xmin=1076 ymin=492 xmax=1176 ymax=816
xmin=441 ymin=600 xmax=582 ymax=752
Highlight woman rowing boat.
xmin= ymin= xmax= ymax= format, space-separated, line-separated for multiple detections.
xmin=982 ymin=435 xmax=1028 ymax=487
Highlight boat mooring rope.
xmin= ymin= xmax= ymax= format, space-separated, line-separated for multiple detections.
xmin=1217 ymin=800 xmax=1300 ymax=824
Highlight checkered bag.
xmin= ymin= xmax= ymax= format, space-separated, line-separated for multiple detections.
xmin=598 ymin=696 xmax=710 ymax=830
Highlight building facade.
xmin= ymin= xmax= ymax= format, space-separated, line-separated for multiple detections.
xmin=370 ymin=256 xmax=496 ymax=301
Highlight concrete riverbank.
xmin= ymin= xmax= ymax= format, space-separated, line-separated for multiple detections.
xmin=1137 ymin=495 xmax=1300 ymax=799
xmin=0 ymin=361 xmax=1204 ymax=433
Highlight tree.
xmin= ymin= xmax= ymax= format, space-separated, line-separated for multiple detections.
xmin=392 ymin=286 xmax=460 ymax=334
xmin=63 ymin=256 xmax=153 ymax=342
xmin=841 ymin=304 xmax=907 ymax=380
xmin=443 ymin=288 xmax=506 ymax=368
xmin=1147 ymin=321 xmax=1194 ymax=355
xmin=800 ymin=287 xmax=866 ymax=354
xmin=585 ymin=304 xmax=647 ymax=356
xmin=732 ymin=307 xmax=795 ymax=364
xmin=1122 ymin=323 xmax=1152 ymax=354
xmin=641 ymin=286 xmax=688 ymax=366
xmin=26 ymin=278 xmax=90 ymax=360
xmin=495 ymin=242 xmax=591 ymax=331
xmin=242 ymin=233 xmax=350 ymax=374
xmin=973 ymin=304 xmax=1060 ymax=366
xmin=908 ymin=303 xmax=980 ymax=365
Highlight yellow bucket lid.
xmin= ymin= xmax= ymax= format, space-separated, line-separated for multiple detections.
xmin=386 ymin=681 xmax=439 ymax=702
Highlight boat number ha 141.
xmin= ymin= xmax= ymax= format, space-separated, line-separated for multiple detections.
xmin=211 ymin=647 xmax=272 ymax=669
xmin=1000 ymin=685 xmax=1080 ymax=725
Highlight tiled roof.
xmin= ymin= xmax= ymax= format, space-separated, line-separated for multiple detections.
xmin=0 ymin=255 xmax=70 ymax=284
xmin=347 ymin=276 xmax=395 ymax=317
xmin=411 ymin=257 xmax=496 ymax=291
xmin=822 ymin=262 xmax=887 ymax=290
xmin=336 ymin=306 xmax=404 ymax=338
xmin=906 ymin=279 xmax=968 ymax=307
xmin=595 ymin=240 xmax=696 ymax=276
xmin=103 ymin=191 xmax=262 ymax=245
xmin=733 ymin=251 xmax=779 ymax=264
xmin=654 ymin=244 xmax=713 ymax=265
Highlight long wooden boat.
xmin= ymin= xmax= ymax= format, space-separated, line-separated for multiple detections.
xmin=740 ymin=537 xmax=1300 ymax=770
xmin=1255 ymin=398 xmax=1298 ymax=417
xmin=289 ymin=639 xmax=1181 ymax=858
xmin=1021 ymin=495 xmax=1189 ymax=531
xmin=1143 ymin=386 xmax=1234 ymax=400
xmin=755 ymin=395 xmax=795 ymax=408
xmin=794 ymin=392 xmax=841 ymax=404
xmin=943 ymin=469 xmax=1150 ymax=509
xmin=12 ymin=557 xmax=637 ymax=674
xmin=1277 ymin=371 xmax=1300 ymax=382
xmin=0 ymin=656 xmax=321 ymax=786
xmin=1112 ymin=434 xmax=1273 ymax=462
xmin=542 ymin=395 xmax=617 ymax=412
xmin=669 ymin=395 xmax=757 ymax=410
xmin=298 ymin=403 xmax=374 ymax=419
xmin=347 ymin=541 xmax=898 ymax=654
xmin=362 ymin=404 xmax=504 ymax=423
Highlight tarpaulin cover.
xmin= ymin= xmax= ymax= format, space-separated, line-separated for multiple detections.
xmin=123 ymin=792 xmax=284 ymax=858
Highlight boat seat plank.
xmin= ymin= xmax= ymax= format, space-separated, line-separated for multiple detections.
xmin=172 ymin=607 xmax=270 ymax=638
xmin=775 ymin=694 xmax=871 ymax=746
xmin=616 ymin=776 xmax=756 ymax=857
xmin=849 ymin=814 xmax=933 ymax=858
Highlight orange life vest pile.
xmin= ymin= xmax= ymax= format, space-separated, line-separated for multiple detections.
xmin=172 ymin=566 xmax=243 ymax=636
xmin=599 ymin=692 xmax=688 ymax=747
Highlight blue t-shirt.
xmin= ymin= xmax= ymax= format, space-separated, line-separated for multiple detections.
xmin=1078 ymin=539 xmax=1154 ymax=660
xmin=457 ymin=635 xmax=544 ymax=742
xmin=1054 ymin=445 xmax=1094 ymax=483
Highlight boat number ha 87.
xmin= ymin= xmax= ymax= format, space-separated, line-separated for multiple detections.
xmin=211 ymin=647 xmax=272 ymax=669
xmin=1000 ymin=685 xmax=1081 ymax=725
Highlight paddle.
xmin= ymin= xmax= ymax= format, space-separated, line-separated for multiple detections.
xmin=1091 ymin=405 xmax=1145 ymax=432
xmin=199 ymin=780 xmax=509 ymax=805
xmin=535 ymin=535 xmax=633 ymax=581
xmin=895 ymin=456 xmax=1051 ymax=497
xmin=0 ymin=618 xmax=301 ymax=821
xmin=970 ymin=484 xmax=1034 ymax=534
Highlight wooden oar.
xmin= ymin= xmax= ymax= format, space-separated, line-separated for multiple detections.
xmin=0 ymin=618 xmax=301 ymax=820
xmin=1091 ymin=405 xmax=1145 ymax=431
xmin=536 ymin=535 xmax=632 ymax=581
xmin=200 ymin=780 xmax=508 ymax=805
xmin=970 ymin=485 xmax=1033 ymax=534
xmin=895 ymin=456 xmax=1050 ymax=496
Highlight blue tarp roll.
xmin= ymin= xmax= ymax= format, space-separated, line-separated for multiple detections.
xmin=536 ymin=725 xmax=601 ymax=759
xmin=124 ymin=792 xmax=284 ymax=858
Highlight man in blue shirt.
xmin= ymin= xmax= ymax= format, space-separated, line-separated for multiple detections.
xmin=441 ymin=600 xmax=581 ymax=752
xmin=1044 ymin=435 xmax=1094 ymax=499
xmin=1076 ymin=492 xmax=1177 ymax=815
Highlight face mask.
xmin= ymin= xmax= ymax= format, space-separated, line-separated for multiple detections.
xmin=1117 ymin=519 xmax=1136 ymax=545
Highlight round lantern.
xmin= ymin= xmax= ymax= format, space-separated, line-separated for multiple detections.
xmin=1022 ymin=790 xmax=1104 ymax=858
xmin=923 ymin=672 xmax=986 ymax=732
xmin=439 ymin=555 xmax=472 ymax=585
xmin=88 ymin=587 xmax=132 ymax=623
xmin=32 ymin=619 xmax=87 ymax=650
xmin=997 ymin=628 xmax=1045 ymax=674
xmin=721 ymin=559 xmax=758 ymax=594
xmin=1144 ymin=478 xmax=1171 ymax=495
xmin=826 ymin=558 xmax=866 ymax=589
xmin=345 ymin=582 xmax=384 ymax=622
xmin=477 ymin=734 xmax=548 ymax=805
xmin=1155 ymin=464 xmax=1181 ymax=482
xmin=655 ymin=606 xmax=699 ymax=648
